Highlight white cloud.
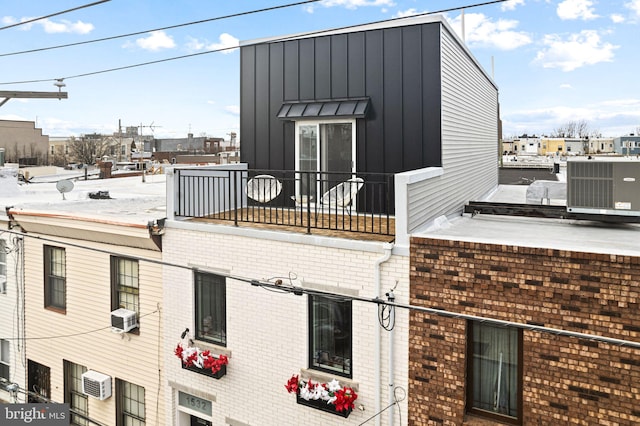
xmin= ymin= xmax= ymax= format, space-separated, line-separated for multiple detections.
xmin=39 ymin=19 xmax=94 ymax=34
xmin=207 ymin=33 xmax=239 ymax=54
xmin=557 ymin=0 xmax=598 ymax=20
xmin=393 ymin=8 xmax=422 ymax=18
xmin=1 ymin=16 xmax=17 ymax=25
xmin=448 ymin=13 xmax=532 ymax=50
xmin=224 ymin=105 xmax=240 ymax=115
xmin=306 ymin=0 xmax=395 ymax=12
xmin=626 ymin=0 xmax=640 ymax=17
xmin=560 ymin=83 xmax=573 ymax=89
xmin=185 ymin=37 xmax=206 ymax=52
xmin=610 ymin=14 xmax=625 ymax=23
xmin=132 ymin=31 xmax=176 ymax=51
xmin=501 ymin=0 xmax=526 ymax=11
xmin=535 ymin=30 xmax=618 ymax=71
xmin=503 ymin=99 xmax=640 ymax=137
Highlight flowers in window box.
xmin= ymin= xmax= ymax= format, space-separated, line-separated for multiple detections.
xmin=175 ymin=342 xmax=228 ymax=375
xmin=285 ymin=374 xmax=358 ymax=413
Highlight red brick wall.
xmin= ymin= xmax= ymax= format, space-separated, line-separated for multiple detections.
xmin=409 ymin=237 xmax=640 ymax=426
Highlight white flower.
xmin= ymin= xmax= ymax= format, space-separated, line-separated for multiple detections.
xmin=327 ymin=379 xmax=341 ymax=392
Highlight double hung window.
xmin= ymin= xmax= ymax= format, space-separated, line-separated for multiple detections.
xmin=467 ymin=321 xmax=522 ymax=424
xmin=0 ymin=339 xmax=9 ymax=381
xmin=309 ymin=295 xmax=352 ymax=377
xmin=194 ymin=272 xmax=226 ymax=346
xmin=117 ymin=379 xmax=145 ymax=426
xmin=64 ymin=360 xmax=88 ymax=426
xmin=44 ymin=245 xmax=66 ymax=311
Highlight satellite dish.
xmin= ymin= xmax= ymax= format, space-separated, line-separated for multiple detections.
xmin=56 ymin=179 xmax=74 ymax=200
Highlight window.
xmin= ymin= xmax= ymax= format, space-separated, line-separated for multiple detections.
xmin=194 ymin=272 xmax=226 ymax=346
xmin=44 ymin=246 xmax=66 ymax=311
xmin=64 ymin=360 xmax=88 ymax=426
xmin=117 ymin=379 xmax=145 ymax=426
xmin=0 ymin=240 xmax=6 ymax=294
xmin=27 ymin=360 xmax=50 ymax=402
xmin=111 ymin=257 xmax=139 ymax=316
xmin=467 ymin=322 xmax=522 ymax=424
xmin=309 ymin=295 xmax=352 ymax=377
xmin=0 ymin=339 xmax=9 ymax=381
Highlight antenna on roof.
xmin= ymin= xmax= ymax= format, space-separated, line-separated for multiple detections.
xmin=56 ymin=179 xmax=74 ymax=200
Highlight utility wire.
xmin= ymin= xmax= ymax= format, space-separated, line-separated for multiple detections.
xmin=0 ymin=0 xmax=509 ymax=86
xmin=0 ymin=0 xmax=111 ymax=31
xmin=0 ymin=0 xmax=323 ymax=57
xmin=1 ymin=226 xmax=639 ymax=349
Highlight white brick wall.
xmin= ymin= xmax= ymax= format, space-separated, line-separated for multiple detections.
xmin=163 ymin=223 xmax=409 ymax=425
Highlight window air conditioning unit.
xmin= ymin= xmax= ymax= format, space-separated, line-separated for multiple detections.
xmin=111 ymin=308 xmax=138 ymax=333
xmin=81 ymin=370 xmax=112 ymax=400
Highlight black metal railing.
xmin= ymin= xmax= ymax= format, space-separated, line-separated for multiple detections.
xmin=175 ymin=168 xmax=395 ymax=236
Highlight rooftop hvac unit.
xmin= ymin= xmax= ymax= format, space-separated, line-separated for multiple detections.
xmin=81 ymin=370 xmax=112 ymax=400
xmin=567 ymin=161 xmax=640 ymax=216
xmin=111 ymin=308 xmax=138 ymax=333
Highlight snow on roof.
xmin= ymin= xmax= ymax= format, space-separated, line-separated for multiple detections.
xmin=1 ymin=167 xmax=166 ymax=226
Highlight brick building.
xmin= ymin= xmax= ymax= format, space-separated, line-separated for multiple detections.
xmin=409 ymin=214 xmax=640 ymax=425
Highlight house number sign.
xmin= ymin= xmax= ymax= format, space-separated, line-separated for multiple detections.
xmin=178 ymin=391 xmax=212 ymax=416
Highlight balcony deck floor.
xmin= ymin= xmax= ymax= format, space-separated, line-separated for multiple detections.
xmin=190 ymin=207 xmax=395 ymax=243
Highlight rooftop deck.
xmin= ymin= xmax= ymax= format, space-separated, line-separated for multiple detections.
xmin=173 ymin=167 xmax=396 ymax=242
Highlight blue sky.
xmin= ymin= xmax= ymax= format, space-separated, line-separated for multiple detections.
xmin=0 ymin=0 xmax=639 ymax=140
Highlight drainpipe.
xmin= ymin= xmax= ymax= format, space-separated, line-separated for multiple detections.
xmin=387 ymin=289 xmax=395 ymax=426
xmin=374 ymin=242 xmax=394 ymax=426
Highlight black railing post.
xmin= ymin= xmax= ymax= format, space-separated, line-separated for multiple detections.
xmin=233 ymin=170 xmax=238 ymax=227
xmin=306 ymin=171 xmax=311 ymax=234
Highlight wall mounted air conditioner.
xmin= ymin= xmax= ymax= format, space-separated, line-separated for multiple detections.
xmin=567 ymin=161 xmax=640 ymax=216
xmin=81 ymin=370 xmax=112 ymax=400
xmin=111 ymin=308 xmax=138 ymax=333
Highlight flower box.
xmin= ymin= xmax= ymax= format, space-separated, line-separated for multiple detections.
xmin=181 ymin=362 xmax=226 ymax=379
xmin=296 ymin=394 xmax=352 ymax=418
xmin=285 ymin=374 xmax=357 ymax=418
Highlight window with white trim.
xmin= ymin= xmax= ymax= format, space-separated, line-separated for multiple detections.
xmin=0 ymin=339 xmax=9 ymax=381
xmin=0 ymin=240 xmax=6 ymax=294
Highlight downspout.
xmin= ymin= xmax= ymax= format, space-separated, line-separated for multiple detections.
xmin=375 ymin=242 xmax=394 ymax=426
xmin=387 ymin=289 xmax=396 ymax=426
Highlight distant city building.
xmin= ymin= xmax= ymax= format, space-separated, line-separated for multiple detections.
xmin=0 ymin=120 xmax=49 ymax=166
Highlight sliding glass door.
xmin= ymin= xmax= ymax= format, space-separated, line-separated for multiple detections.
xmin=295 ymin=120 xmax=355 ymax=201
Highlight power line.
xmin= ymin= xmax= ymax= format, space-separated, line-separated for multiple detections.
xmin=0 ymin=0 xmax=111 ymax=31
xmin=2 ymin=227 xmax=639 ymax=349
xmin=0 ymin=0 xmax=323 ymax=58
xmin=0 ymin=0 xmax=510 ymax=86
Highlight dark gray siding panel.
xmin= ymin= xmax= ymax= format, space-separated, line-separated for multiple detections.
xmin=283 ymin=41 xmax=299 ymax=101
xmin=364 ymin=29 xmax=384 ymax=174
xmin=402 ymin=25 xmax=423 ymax=171
xmin=315 ymin=37 xmax=331 ymax=100
xmin=269 ymin=43 xmax=285 ymax=169
xmin=347 ymin=33 xmax=365 ymax=97
xmin=240 ymin=45 xmax=256 ymax=166
xmin=422 ymin=24 xmax=442 ymax=166
xmin=383 ymin=27 xmax=404 ymax=173
xmin=299 ymin=38 xmax=315 ymax=100
xmin=255 ymin=44 xmax=271 ymax=169
xmin=331 ymin=34 xmax=348 ymax=98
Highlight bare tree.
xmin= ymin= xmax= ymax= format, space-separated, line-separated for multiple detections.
xmin=551 ymin=120 xmax=591 ymax=138
xmin=69 ymin=135 xmax=110 ymax=165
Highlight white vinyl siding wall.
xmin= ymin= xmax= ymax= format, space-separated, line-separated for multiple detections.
xmin=23 ymin=235 xmax=164 ymax=426
xmin=406 ymin=25 xmax=498 ymax=232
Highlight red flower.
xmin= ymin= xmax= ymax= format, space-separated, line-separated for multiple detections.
xmin=333 ymin=387 xmax=358 ymax=412
xmin=285 ymin=375 xmax=299 ymax=393
xmin=185 ymin=352 xmax=198 ymax=367
xmin=174 ymin=344 xmax=184 ymax=360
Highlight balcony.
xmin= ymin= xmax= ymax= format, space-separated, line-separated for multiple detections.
xmin=170 ymin=166 xmax=395 ymax=242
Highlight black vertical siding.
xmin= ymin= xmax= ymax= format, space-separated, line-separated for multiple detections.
xmin=269 ymin=43 xmax=285 ymax=169
xmin=331 ymin=34 xmax=348 ymax=98
xmin=422 ymin=24 xmax=442 ymax=166
xmin=240 ymin=45 xmax=256 ymax=165
xmin=240 ymin=22 xmax=443 ymax=174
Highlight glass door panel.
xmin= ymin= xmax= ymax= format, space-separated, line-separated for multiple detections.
xmin=297 ymin=124 xmax=318 ymax=200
